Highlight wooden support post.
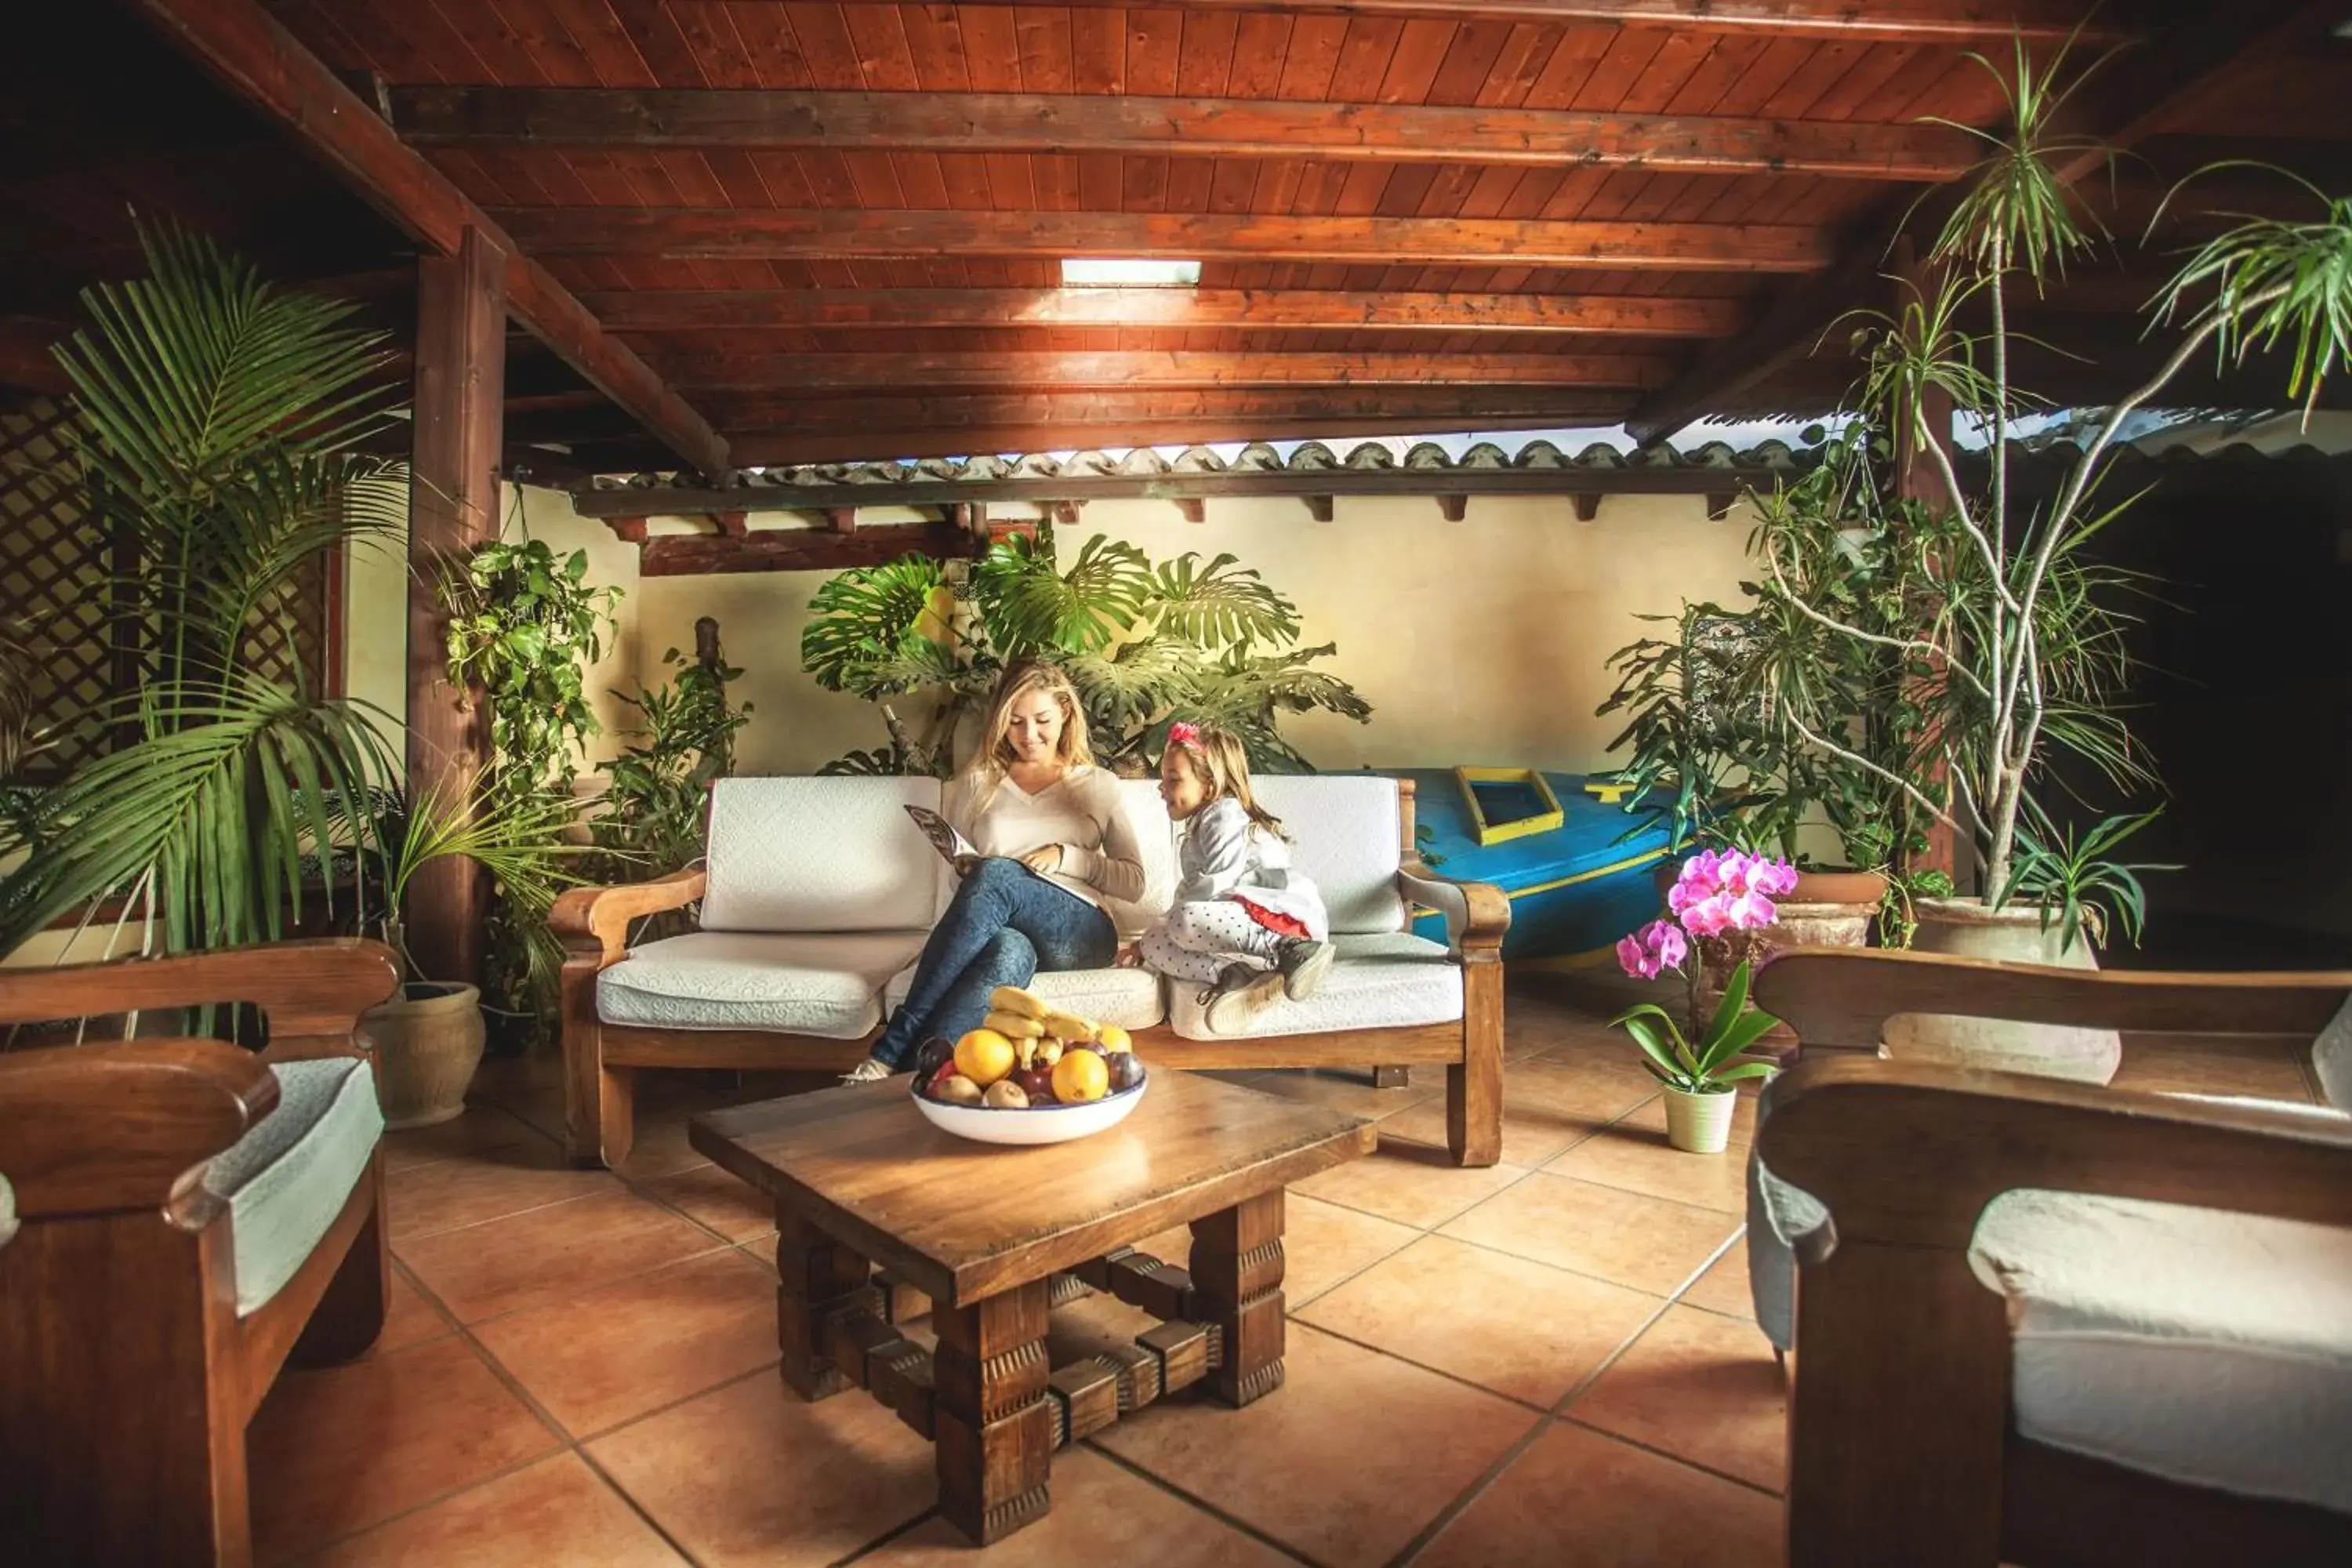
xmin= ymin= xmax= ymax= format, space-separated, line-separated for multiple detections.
xmin=1573 ymin=493 xmax=1602 ymax=522
xmin=826 ymin=507 xmax=857 ymax=533
xmin=1305 ymin=495 xmax=1334 ymax=522
xmin=1189 ymin=1192 xmax=1286 ymax=1407
xmin=1704 ymin=492 xmax=1736 ymax=521
xmin=709 ymin=510 xmax=747 ymax=536
xmin=1438 ymin=494 xmax=1468 ymax=522
xmin=1175 ymin=498 xmax=1206 ymax=524
xmin=405 ymin=225 xmax=507 ymax=988
xmin=605 ymin=516 xmax=648 ymax=543
xmin=933 ymin=1282 xmax=1052 ymax=1545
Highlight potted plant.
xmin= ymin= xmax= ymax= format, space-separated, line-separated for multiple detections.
xmin=1613 ymin=850 xmax=1794 ymax=1150
xmin=350 ymin=777 xmax=586 ymax=1127
xmin=803 ymin=530 xmax=1370 ymax=776
xmin=1769 ymin=38 xmax=2349 ymax=1073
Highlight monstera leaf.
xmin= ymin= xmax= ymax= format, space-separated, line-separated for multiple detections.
xmin=977 ymin=532 xmax=1151 ymax=657
xmin=1065 ymin=636 xmax=1197 ymax=750
xmin=802 ymin=555 xmax=950 ymax=695
xmin=1143 ymin=552 xmax=1298 ymax=648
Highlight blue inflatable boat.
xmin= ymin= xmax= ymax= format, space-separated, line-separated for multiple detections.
xmin=1385 ymin=768 xmax=1674 ymax=966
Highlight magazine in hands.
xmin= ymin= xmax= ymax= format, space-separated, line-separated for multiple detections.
xmin=904 ymin=804 xmax=979 ymax=867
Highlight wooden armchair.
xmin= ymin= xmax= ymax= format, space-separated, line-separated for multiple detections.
xmin=0 ymin=939 xmax=401 ymax=1566
xmin=1751 ymin=949 xmax=2352 ymax=1567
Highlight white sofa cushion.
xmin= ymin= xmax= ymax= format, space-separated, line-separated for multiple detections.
xmin=702 ymin=776 xmax=944 ymax=933
xmin=1167 ymin=931 xmax=1461 ymax=1040
xmin=202 ymin=1057 xmax=383 ymax=1318
xmin=1249 ymin=775 xmax=1406 ymax=934
xmin=885 ymin=960 xmax=1166 ymax=1031
xmin=1970 ymin=1164 xmax=2352 ymax=1515
xmin=598 ymin=931 xmax=927 ymax=1036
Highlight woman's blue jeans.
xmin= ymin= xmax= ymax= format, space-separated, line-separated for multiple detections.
xmin=870 ymin=857 xmax=1118 ymax=1068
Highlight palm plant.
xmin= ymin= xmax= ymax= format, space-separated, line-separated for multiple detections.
xmin=803 ymin=529 xmax=1370 ymax=775
xmin=354 ymin=775 xmax=590 ymax=985
xmin=1766 ymin=38 xmax=2350 ymax=898
xmin=0 ymin=222 xmax=408 ymax=960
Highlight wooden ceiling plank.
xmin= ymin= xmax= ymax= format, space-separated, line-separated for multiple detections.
xmin=492 ymin=205 xmax=1833 ymax=270
xmin=125 ymin=0 xmax=728 ymax=477
xmin=387 ymin=86 xmax=1983 ymax=180
xmin=1623 ymin=1 xmax=2339 ymax=444
xmin=579 ymin=285 xmax=1743 ymax=335
xmin=659 ymin=349 xmax=1676 ymax=393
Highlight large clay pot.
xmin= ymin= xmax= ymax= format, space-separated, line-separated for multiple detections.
xmin=1882 ymin=897 xmax=2122 ymax=1084
xmin=361 ymin=982 xmax=487 ymax=1129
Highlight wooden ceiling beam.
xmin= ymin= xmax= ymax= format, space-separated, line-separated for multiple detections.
xmin=118 ymin=0 xmax=728 ymax=477
xmin=716 ymin=1 xmax=2120 ymax=45
xmin=494 ymin=209 xmax=1833 ymax=273
xmin=702 ymin=384 xmax=1635 ymax=427
xmin=666 ymin=350 xmax=1678 ymax=394
xmin=392 ymin=87 xmax=1979 ymax=182
xmin=584 ymin=288 xmax=1744 ymax=338
xmin=1623 ymin=0 xmax=2340 ymax=444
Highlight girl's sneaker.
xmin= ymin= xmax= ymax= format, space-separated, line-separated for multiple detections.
xmin=1201 ymin=961 xmax=1284 ymax=1035
xmin=1273 ymin=938 xmax=1334 ymax=1000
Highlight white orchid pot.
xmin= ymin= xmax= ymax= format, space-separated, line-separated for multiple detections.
xmin=1882 ymin=897 xmax=2122 ymax=1084
xmin=1662 ymin=1083 xmax=1737 ymax=1154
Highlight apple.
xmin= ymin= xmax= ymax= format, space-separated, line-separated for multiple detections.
xmin=1011 ymin=1065 xmax=1058 ymax=1105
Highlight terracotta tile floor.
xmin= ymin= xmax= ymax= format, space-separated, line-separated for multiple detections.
xmin=250 ymin=972 xmax=2320 ymax=1565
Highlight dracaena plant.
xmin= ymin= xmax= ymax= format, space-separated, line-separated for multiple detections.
xmin=802 ymin=528 xmax=1370 ymax=776
xmin=1744 ymin=32 xmax=2350 ymax=902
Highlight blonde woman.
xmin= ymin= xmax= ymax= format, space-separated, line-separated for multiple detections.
xmin=844 ymin=659 xmax=1147 ymax=1082
xmin=1134 ymin=721 xmax=1333 ymax=1033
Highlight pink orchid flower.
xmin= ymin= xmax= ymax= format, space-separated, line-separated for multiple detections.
xmin=1614 ymin=919 xmax=1690 ymax=980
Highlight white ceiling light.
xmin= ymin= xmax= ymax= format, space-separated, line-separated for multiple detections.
xmin=1060 ymin=258 xmax=1201 ymax=287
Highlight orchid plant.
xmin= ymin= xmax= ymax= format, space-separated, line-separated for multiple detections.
xmin=1611 ymin=852 xmax=1794 ymax=1096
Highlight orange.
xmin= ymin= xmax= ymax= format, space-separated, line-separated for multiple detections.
xmin=1094 ymin=1025 xmax=1132 ymax=1055
xmin=1051 ymin=1047 xmax=1110 ymax=1104
xmin=953 ymin=1028 xmax=1017 ymax=1088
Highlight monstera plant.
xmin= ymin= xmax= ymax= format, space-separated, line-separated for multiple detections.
xmin=802 ymin=529 xmax=1370 ymax=775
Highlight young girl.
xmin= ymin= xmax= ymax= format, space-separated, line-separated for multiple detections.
xmin=1136 ymin=722 xmax=1334 ymax=1033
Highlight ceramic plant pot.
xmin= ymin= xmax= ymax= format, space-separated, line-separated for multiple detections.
xmin=1882 ymin=897 xmax=2122 ymax=1084
xmin=361 ymin=982 xmax=487 ymax=1129
xmin=1662 ymin=862 xmax=1887 ymax=1044
xmin=1662 ymin=1083 xmax=1738 ymax=1154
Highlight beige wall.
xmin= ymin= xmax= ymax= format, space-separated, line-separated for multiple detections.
xmin=627 ymin=491 xmax=1757 ymax=776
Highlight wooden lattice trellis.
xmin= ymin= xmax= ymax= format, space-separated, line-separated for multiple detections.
xmin=0 ymin=396 xmax=338 ymax=784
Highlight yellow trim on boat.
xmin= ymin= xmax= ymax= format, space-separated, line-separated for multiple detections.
xmin=1506 ymin=848 xmax=1668 ymax=901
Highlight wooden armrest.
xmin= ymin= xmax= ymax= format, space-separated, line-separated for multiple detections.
xmin=0 ymin=1037 xmax=280 ymax=1218
xmin=550 ymin=868 xmax=708 ymax=964
xmin=1755 ymin=948 xmax=2352 ymax=1051
xmin=0 ymin=939 xmax=400 ymax=1055
xmin=1398 ymin=858 xmax=1511 ymax=960
xmin=1757 ymin=1055 xmax=2352 ymax=1254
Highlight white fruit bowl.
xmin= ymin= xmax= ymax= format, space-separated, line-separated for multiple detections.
xmin=912 ymin=1074 xmax=1148 ymax=1145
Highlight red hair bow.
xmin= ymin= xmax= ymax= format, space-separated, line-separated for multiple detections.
xmin=1166 ymin=721 xmax=1203 ymax=749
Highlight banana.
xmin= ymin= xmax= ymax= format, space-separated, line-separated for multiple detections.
xmin=988 ymin=985 xmax=1048 ymax=1019
xmin=983 ymin=1009 xmax=1046 ymax=1040
xmin=1040 ymin=1010 xmax=1096 ymax=1043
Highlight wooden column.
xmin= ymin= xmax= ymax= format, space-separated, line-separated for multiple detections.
xmin=405 ymin=226 xmax=508 ymax=986
xmin=1891 ymin=237 xmax=1961 ymax=887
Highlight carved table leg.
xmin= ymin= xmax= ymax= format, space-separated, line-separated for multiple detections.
xmin=1189 ymin=1189 xmax=1287 ymax=1406
xmin=775 ymin=1206 xmax=871 ymax=1400
xmin=933 ymin=1279 xmax=1053 ymax=1544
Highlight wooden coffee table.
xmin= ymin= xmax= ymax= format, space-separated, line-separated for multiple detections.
xmin=691 ymin=1072 xmax=1375 ymax=1544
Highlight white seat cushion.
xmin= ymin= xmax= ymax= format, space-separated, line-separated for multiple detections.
xmin=702 ymin=776 xmax=944 ymax=933
xmin=1248 ymin=776 xmax=1406 ymax=934
xmin=1970 ymin=1163 xmax=2352 ymax=1515
xmin=598 ymin=931 xmax=927 ymax=1036
xmin=1167 ymin=931 xmax=1461 ymax=1040
xmin=202 ymin=1057 xmax=383 ymax=1318
xmin=884 ymin=961 xmax=1166 ymax=1031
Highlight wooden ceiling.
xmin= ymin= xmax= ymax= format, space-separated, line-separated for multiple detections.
xmin=10 ymin=2 xmax=2352 ymax=473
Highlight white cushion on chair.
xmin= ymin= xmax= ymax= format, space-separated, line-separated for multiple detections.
xmin=1248 ymin=776 xmax=1406 ymax=934
xmin=598 ymin=931 xmax=926 ymax=1036
xmin=202 ymin=1057 xmax=383 ymax=1318
xmin=884 ymin=961 xmax=1167 ymax=1031
xmin=701 ymin=776 xmax=944 ymax=933
xmin=1969 ymin=1145 xmax=2352 ymax=1516
xmin=1167 ymin=931 xmax=1461 ymax=1040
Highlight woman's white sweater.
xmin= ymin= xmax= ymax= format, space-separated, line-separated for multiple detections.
xmin=943 ymin=764 xmax=1148 ymax=911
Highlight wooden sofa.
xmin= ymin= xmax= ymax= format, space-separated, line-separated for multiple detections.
xmin=556 ymin=774 xmax=1508 ymax=1171
xmin=0 ymin=938 xmax=402 ymax=1566
xmin=1749 ymin=949 xmax=2352 ymax=1566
